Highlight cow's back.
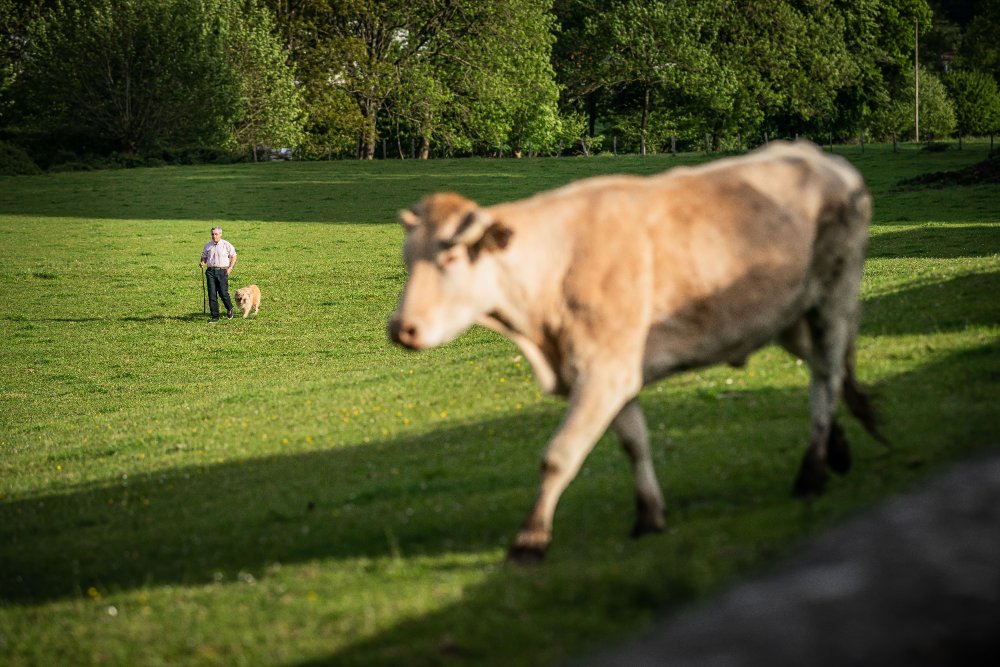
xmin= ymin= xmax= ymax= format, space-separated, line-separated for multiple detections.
xmin=481 ymin=141 xmax=870 ymax=380
xmin=638 ymin=142 xmax=870 ymax=376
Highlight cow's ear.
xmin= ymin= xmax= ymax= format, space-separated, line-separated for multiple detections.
xmin=467 ymin=221 xmax=513 ymax=262
xmin=399 ymin=208 xmax=420 ymax=229
xmin=482 ymin=222 xmax=513 ymax=252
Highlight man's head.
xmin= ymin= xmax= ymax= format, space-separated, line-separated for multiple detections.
xmin=211 ymin=226 xmax=222 ymax=242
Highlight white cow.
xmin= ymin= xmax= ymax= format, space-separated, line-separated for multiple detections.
xmin=389 ymin=141 xmax=884 ymax=562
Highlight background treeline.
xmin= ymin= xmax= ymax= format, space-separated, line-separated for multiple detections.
xmin=1 ymin=0 xmax=999 ymax=169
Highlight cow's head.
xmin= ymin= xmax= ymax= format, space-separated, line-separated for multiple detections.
xmin=388 ymin=193 xmax=513 ymax=350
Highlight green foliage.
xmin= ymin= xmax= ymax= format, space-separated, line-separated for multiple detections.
xmin=271 ymin=0 xmax=560 ymax=159
xmin=552 ymin=0 xmax=937 ymax=149
xmin=957 ymin=0 xmax=1000 ymax=85
xmin=17 ymin=0 xmax=238 ymax=155
xmin=0 ymin=139 xmax=40 ymax=174
xmin=6 ymin=0 xmax=999 ymax=158
xmin=913 ymin=65 xmax=958 ymax=139
xmin=10 ymin=0 xmax=301 ymax=160
xmin=869 ymin=65 xmax=956 ymax=141
xmin=214 ymin=0 xmax=305 ymax=156
xmin=945 ymin=69 xmax=1000 ymax=136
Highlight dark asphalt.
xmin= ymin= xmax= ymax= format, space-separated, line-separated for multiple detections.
xmin=579 ymin=450 xmax=1000 ymax=667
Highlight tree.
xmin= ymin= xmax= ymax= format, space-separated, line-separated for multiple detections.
xmin=274 ymin=0 xmax=559 ymax=159
xmin=442 ymin=0 xmax=560 ymax=157
xmin=17 ymin=0 xmax=232 ymax=155
xmin=945 ymin=68 xmax=1000 ymax=140
xmin=709 ymin=0 xmax=850 ymax=140
xmin=881 ymin=65 xmax=956 ymax=140
xmin=0 ymin=0 xmax=44 ymax=124
xmin=216 ymin=0 xmax=304 ymax=158
xmin=586 ymin=0 xmax=717 ymax=154
xmin=957 ymin=0 xmax=1000 ymax=85
xmin=14 ymin=0 xmax=302 ymax=158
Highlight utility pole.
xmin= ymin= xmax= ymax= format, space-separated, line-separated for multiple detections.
xmin=915 ymin=19 xmax=920 ymax=143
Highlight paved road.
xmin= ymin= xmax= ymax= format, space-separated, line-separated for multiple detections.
xmin=580 ymin=451 xmax=1000 ymax=667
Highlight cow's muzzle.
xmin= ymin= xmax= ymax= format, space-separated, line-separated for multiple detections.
xmin=388 ymin=315 xmax=420 ymax=350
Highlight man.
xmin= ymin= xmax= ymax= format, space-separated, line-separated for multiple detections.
xmin=198 ymin=226 xmax=237 ymax=323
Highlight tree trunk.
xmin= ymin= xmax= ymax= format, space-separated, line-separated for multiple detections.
xmin=640 ymin=86 xmax=650 ymax=156
xmin=419 ymin=136 xmax=430 ymax=160
xmin=587 ymin=93 xmax=598 ymax=138
xmin=357 ymin=98 xmax=378 ymax=160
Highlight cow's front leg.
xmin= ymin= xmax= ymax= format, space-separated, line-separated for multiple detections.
xmin=611 ymin=398 xmax=665 ymax=537
xmin=507 ymin=371 xmax=639 ymax=563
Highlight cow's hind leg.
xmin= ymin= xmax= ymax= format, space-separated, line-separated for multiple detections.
xmin=842 ymin=348 xmax=887 ymax=445
xmin=611 ymin=398 xmax=665 ymax=538
xmin=780 ymin=315 xmax=852 ymax=497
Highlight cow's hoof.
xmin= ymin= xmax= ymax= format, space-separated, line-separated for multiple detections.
xmin=506 ymin=544 xmax=547 ymax=565
xmin=506 ymin=528 xmax=550 ymax=565
xmin=826 ymin=422 xmax=852 ymax=475
xmin=631 ymin=513 xmax=666 ymax=539
xmin=793 ymin=456 xmax=828 ymax=498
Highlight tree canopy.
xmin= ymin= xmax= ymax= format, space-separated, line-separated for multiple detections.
xmin=1 ymin=0 xmax=998 ymax=163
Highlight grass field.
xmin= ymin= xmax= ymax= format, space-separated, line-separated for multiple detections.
xmin=1 ymin=142 xmax=998 ymax=666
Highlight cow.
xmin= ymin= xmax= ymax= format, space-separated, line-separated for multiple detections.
xmin=388 ymin=140 xmax=884 ymax=563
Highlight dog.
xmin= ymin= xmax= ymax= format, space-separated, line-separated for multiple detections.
xmin=233 ymin=284 xmax=261 ymax=318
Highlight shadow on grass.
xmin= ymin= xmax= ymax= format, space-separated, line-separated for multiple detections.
xmin=3 ymin=335 xmax=998 ymax=592
xmin=3 ymin=267 xmax=999 ymax=605
xmin=862 ymin=271 xmax=1000 ymax=336
xmin=294 ymin=340 xmax=1000 ymax=667
xmin=2 ymin=313 xmax=213 ymax=324
xmin=869 ymin=224 xmax=1000 ymax=259
xmin=0 ymin=412 xmax=535 ymax=605
xmin=0 ymin=156 xmax=689 ymax=224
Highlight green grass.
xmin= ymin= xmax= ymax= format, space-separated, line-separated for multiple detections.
xmin=1 ymin=141 xmax=998 ymax=666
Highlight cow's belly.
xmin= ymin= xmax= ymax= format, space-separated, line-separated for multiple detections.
xmin=640 ymin=274 xmax=814 ymax=384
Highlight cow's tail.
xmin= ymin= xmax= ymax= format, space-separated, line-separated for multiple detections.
xmin=842 ymin=342 xmax=888 ymax=445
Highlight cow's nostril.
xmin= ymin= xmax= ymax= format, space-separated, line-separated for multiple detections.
xmin=389 ymin=318 xmax=419 ymax=348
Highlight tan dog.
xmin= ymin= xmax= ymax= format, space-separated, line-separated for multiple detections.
xmin=233 ymin=284 xmax=261 ymax=318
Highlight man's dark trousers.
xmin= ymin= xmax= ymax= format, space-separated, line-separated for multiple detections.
xmin=206 ymin=268 xmax=233 ymax=319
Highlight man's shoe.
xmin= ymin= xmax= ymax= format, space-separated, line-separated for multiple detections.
xmin=226 ymin=310 xmax=234 ymax=320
